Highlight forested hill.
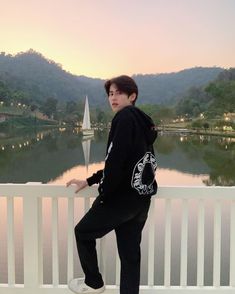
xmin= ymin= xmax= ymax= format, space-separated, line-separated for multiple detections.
xmin=134 ymin=67 xmax=223 ymax=104
xmin=176 ymin=68 xmax=235 ymax=117
xmin=0 ymin=49 xmax=223 ymax=106
xmin=0 ymin=50 xmax=105 ymax=106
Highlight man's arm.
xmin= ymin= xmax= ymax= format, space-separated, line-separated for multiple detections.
xmin=66 ymin=170 xmax=103 ymax=193
xmin=66 ymin=179 xmax=88 ymax=193
xmin=99 ymin=114 xmax=133 ymax=197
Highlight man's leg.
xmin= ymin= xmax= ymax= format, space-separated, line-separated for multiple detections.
xmin=115 ymin=200 xmax=150 ymax=294
xmin=74 ymin=197 xmax=139 ymax=289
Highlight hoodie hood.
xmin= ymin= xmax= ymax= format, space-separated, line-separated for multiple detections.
xmin=127 ymin=106 xmax=158 ymax=145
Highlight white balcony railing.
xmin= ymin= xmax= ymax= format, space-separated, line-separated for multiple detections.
xmin=0 ymin=184 xmax=235 ymax=294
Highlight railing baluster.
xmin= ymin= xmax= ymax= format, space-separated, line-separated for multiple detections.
xmin=164 ymin=198 xmax=171 ymax=287
xmin=7 ymin=196 xmax=15 ymax=286
xmin=148 ymin=199 xmax=155 ymax=286
xmin=230 ymin=200 xmax=235 ymax=287
xmin=180 ymin=198 xmax=188 ymax=287
xmin=23 ymin=194 xmax=40 ymax=288
xmin=38 ymin=198 xmax=43 ymax=285
xmin=213 ymin=199 xmax=221 ymax=287
xmin=67 ymin=197 xmax=74 ymax=282
xmin=197 ymin=199 xmax=205 ymax=287
xmin=52 ymin=197 xmax=59 ymax=286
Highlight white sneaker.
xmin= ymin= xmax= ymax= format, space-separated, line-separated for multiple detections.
xmin=68 ymin=278 xmax=105 ymax=294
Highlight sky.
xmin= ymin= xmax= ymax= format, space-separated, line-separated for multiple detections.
xmin=0 ymin=0 xmax=235 ymax=79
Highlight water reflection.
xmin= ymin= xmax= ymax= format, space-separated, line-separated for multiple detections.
xmin=155 ymin=133 xmax=235 ymax=186
xmin=82 ymin=136 xmax=94 ymax=172
xmin=0 ymin=129 xmax=234 ymax=185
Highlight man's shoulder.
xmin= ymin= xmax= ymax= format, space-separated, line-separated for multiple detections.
xmin=113 ymin=106 xmax=135 ymax=122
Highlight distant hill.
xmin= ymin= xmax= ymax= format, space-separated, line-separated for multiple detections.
xmin=176 ymin=68 xmax=235 ymax=117
xmin=0 ymin=49 xmax=106 ymax=106
xmin=0 ymin=49 xmax=223 ymax=106
xmin=134 ymin=67 xmax=223 ymax=104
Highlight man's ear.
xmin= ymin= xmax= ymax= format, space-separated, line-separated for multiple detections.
xmin=129 ymin=93 xmax=136 ymax=103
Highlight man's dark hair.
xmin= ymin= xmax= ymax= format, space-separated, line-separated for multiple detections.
xmin=104 ymin=75 xmax=138 ymax=105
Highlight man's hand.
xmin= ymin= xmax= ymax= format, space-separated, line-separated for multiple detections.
xmin=66 ymin=179 xmax=88 ymax=193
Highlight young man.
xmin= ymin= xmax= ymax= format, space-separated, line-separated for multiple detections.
xmin=66 ymin=75 xmax=158 ymax=294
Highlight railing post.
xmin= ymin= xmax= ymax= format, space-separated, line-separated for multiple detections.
xmin=52 ymin=197 xmax=59 ymax=286
xmin=180 ymin=198 xmax=188 ymax=287
xmin=230 ymin=200 xmax=235 ymax=287
xmin=23 ymin=194 xmax=41 ymax=288
xmin=67 ymin=197 xmax=74 ymax=283
xmin=148 ymin=199 xmax=155 ymax=286
xmin=7 ymin=196 xmax=15 ymax=286
xmin=164 ymin=198 xmax=171 ymax=287
xmin=197 ymin=199 xmax=205 ymax=287
xmin=213 ymin=199 xmax=221 ymax=287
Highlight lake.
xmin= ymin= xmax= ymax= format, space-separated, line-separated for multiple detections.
xmin=0 ymin=127 xmax=234 ymax=185
xmin=0 ymin=128 xmax=234 ymax=286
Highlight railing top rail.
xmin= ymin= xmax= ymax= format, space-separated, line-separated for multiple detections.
xmin=0 ymin=183 xmax=235 ymax=199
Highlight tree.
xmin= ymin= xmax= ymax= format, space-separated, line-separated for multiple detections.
xmin=203 ymin=122 xmax=209 ymax=131
xmin=191 ymin=120 xmax=203 ymax=129
xmin=96 ymin=109 xmax=107 ymax=126
xmin=192 ymin=106 xmax=201 ymax=117
xmin=12 ymin=90 xmax=31 ymax=105
xmin=30 ymin=104 xmax=38 ymax=112
xmin=66 ymin=100 xmax=77 ymax=114
xmin=0 ymin=81 xmax=10 ymax=104
xmin=40 ymin=97 xmax=58 ymax=118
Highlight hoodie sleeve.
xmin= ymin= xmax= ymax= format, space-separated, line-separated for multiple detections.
xmin=86 ymin=169 xmax=104 ymax=186
xmin=99 ymin=112 xmax=134 ymax=197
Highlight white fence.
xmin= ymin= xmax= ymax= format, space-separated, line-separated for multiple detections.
xmin=0 ymin=184 xmax=235 ymax=294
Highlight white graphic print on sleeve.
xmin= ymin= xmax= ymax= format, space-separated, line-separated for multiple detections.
xmin=101 ymin=141 xmax=113 ymax=184
xmin=131 ymin=152 xmax=157 ymax=195
xmin=105 ymin=141 xmax=113 ymax=161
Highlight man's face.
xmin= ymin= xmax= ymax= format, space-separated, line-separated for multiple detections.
xmin=108 ymin=83 xmax=136 ymax=113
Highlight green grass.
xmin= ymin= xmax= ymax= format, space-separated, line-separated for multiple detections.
xmin=0 ymin=105 xmax=25 ymax=115
xmin=0 ymin=116 xmax=58 ymax=129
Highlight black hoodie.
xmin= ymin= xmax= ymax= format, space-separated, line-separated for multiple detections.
xmin=87 ymin=105 xmax=158 ymax=203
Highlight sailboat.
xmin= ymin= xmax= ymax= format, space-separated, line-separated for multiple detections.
xmin=82 ymin=95 xmax=94 ymax=136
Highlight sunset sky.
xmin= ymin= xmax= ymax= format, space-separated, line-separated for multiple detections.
xmin=1 ymin=0 xmax=235 ymax=78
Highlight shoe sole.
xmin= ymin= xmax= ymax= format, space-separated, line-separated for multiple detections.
xmin=68 ymin=278 xmax=105 ymax=294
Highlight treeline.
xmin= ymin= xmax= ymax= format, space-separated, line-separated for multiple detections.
xmin=138 ymin=104 xmax=175 ymax=124
xmin=1 ymin=67 xmax=235 ymax=128
xmin=176 ymin=68 xmax=235 ymax=117
xmin=1 ymin=49 xmax=234 ymax=127
xmin=0 ymin=79 xmax=32 ymax=106
xmin=0 ymin=89 xmax=112 ymax=127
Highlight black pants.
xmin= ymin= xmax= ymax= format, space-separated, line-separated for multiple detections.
xmin=75 ymin=195 xmax=151 ymax=294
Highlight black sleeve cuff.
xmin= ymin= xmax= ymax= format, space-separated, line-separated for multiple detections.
xmin=86 ymin=170 xmax=103 ymax=186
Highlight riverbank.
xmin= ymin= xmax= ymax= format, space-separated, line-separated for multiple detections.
xmin=158 ymin=126 xmax=235 ymax=138
xmin=0 ymin=115 xmax=59 ymax=129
